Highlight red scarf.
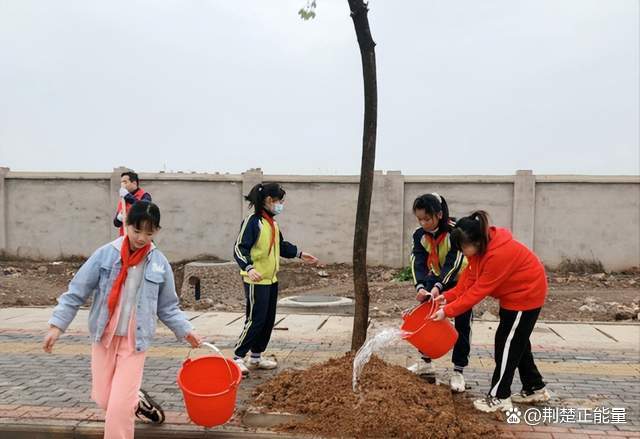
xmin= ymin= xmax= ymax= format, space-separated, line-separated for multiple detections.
xmin=425 ymin=231 xmax=448 ymax=273
xmin=107 ymin=236 xmax=151 ymax=319
xmin=260 ymin=211 xmax=277 ymax=255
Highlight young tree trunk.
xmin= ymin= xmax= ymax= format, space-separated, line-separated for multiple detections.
xmin=348 ymin=0 xmax=377 ymax=351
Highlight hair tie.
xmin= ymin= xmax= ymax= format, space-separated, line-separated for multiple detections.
xmin=431 ymin=192 xmax=442 ymax=203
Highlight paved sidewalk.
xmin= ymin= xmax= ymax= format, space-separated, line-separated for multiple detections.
xmin=3 ymin=307 xmax=639 ymax=350
xmin=0 ymin=307 xmax=638 ymax=438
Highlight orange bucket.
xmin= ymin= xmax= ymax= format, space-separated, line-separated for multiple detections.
xmin=401 ymin=300 xmax=458 ymax=359
xmin=177 ymin=342 xmax=242 ymax=427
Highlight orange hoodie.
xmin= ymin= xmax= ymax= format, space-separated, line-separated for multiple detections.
xmin=443 ymin=227 xmax=547 ymax=318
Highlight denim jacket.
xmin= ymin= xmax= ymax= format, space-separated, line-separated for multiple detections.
xmin=48 ymin=237 xmax=193 ymax=352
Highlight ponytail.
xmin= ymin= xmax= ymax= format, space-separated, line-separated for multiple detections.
xmin=244 ymin=183 xmax=265 ymax=215
xmin=471 ymin=210 xmax=490 ymax=242
xmin=451 ymin=210 xmax=491 ymax=254
xmin=436 ymin=194 xmax=451 ymax=232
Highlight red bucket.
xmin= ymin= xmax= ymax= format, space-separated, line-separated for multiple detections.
xmin=401 ymin=300 xmax=458 ymax=359
xmin=177 ymin=342 xmax=242 ymax=427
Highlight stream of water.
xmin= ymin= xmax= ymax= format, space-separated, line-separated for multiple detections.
xmin=352 ymin=327 xmax=408 ymax=392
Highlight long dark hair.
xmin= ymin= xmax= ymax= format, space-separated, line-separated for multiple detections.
xmin=245 ymin=183 xmax=286 ymax=216
xmin=451 ymin=210 xmax=491 ymax=255
xmin=126 ymin=201 xmax=161 ymax=231
xmin=412 ymin=193 xmax=451 ymax=232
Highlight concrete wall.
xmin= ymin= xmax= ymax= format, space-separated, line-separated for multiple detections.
xmin=0 ymin=168 xmax=638 ymax=270
xmin=533 ymin=178 xmax=640 ymax=269
xmin=4 ymin=175 xmax=112 ymax=258
xmin=143 ymin=178 xmax=243 ymax=261
xmin=266 ymin=177 xmax=360 ymax=264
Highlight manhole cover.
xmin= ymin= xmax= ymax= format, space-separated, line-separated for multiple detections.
xmin=186 ymin=261 xmax=234 ymax=267
xmin=278 ymin=295 xmax=353 ymax=308
xmin=290 ymin=295 xmax=343 ymax=303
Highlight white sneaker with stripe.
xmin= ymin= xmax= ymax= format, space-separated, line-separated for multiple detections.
xmin=248 ymin=357 xmax=278 ymax=370
xmin=511 ymin=387 xmax=551 ymax=404
xmin=473 ymin=395 xmax=513 ymax=413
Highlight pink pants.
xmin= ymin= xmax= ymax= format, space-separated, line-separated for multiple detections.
xmin=91 ymin=312 xmax=146 ymax=439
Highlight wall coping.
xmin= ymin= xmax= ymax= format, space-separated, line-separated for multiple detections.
xmin=404 ymin=175 xmax=515 ymax=183
xmin=5 ymin=171 xmax=242 ymax=182
xmin=534 ymin=175 xmax=640 ymax=183
xmin=4 ymin=171 xmax=639 ymax=184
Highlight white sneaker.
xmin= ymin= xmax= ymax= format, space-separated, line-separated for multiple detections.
xmin=407 ymin=361 xmax=435 ymax=376
xmin=135 ymin=389 xmax=165 ymax=424
xmin=449 ymin=371 xmax=466 ymax=393
xmin=248 ymin=357 xmax=278 ymax=370
xmin=511 ymin=387 xmax=551 ymax=404
xmin=234 ymin=357 xmax=250 ymax=377
xmin=473 ymin=395 xmax=513 ymax=413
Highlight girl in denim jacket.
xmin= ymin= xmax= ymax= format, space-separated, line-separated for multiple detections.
xmin=43 ymin=201 xmax=201 ymax=439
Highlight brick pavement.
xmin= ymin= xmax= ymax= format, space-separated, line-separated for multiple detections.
xmin=0 ymin=329 xmax=638 ymax=438
xmin=1 ymin=313 xmax=639 ymax=438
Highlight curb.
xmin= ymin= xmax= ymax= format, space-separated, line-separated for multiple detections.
xmin=0 ymin=419 xmax=297 ymax=439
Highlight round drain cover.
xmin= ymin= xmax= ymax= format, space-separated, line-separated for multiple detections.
xmin=290 ymin=295 xmax=342 ymax=303
xmin=278 ymin=295 xmax=353 ymax=308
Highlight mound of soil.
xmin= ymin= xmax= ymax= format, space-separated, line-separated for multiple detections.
xmin=252 ymin=353 xmax=497 ymax=439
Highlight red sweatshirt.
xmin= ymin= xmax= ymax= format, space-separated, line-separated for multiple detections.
xmin=443 ymin=227 xmax=547 ymax=318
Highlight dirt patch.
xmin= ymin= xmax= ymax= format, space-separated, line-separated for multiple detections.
xmin=252 ymin=353 xmax=498 ymax=438
xmin=275 ymin=264 xmax=640 ymax=322
xmin=178 ymin=261 xmax=245 ymax=311
xmin=0 ymin=261 xmax=81 ymax=307
xmin=1 ymin=258 xmax=638 ymax=322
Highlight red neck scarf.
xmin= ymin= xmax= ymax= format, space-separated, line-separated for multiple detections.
xmin=107 ymin=236 xmax=151 ymax=318
xmin=260 ymin=211 xmax=277 ymax=255
xmin=425 ymin=231 xmax=448 ymax=273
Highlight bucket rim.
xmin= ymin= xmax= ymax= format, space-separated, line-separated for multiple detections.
xmin=400 ymin=300 xmax=438 ymax=337
xmin=400 ymin=320 xmax=429 ymax=339
xmin=177 ymin=355 xmax=242 ymax=398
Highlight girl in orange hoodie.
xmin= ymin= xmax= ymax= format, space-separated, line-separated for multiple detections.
xmin=432 ymin=211 xmax=550 ymax=413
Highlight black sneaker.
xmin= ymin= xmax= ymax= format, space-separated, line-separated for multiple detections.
xmin=136 ymin=389 xmax=165 ymax=424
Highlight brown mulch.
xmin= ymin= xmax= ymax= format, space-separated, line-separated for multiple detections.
xmin=252 ymin=353 xmax=498 ymax=439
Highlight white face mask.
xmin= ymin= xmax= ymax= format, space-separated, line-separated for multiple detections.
xmin=272 ymin=203 xmax=284 ymax=215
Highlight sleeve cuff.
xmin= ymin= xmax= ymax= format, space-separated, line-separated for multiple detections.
xmin=297 ymin=251 xmax=303 ymax=258
xmin=175 ymin=322 xmax=193 ymax=341
xmin=434 ymin=282 xmax=444 ymax=292
xmin=48 ymin=317 xmax=68 ymax=333
xmin=245 ymin=264 xmax=254 ymax=272
xmin=443 ymin=305 xmax=455 ymax=318
xmin=415 ymin=283 xmax=425 ymax=292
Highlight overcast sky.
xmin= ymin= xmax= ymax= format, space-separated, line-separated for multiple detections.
xmin=0 ymin=0 xmax=638 ymax=175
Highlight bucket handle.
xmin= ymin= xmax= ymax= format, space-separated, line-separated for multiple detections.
xmin=402 ymin=294 xmax=437 ymax=319
xmin=185 ymin=342 xmax=234 ymax=384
